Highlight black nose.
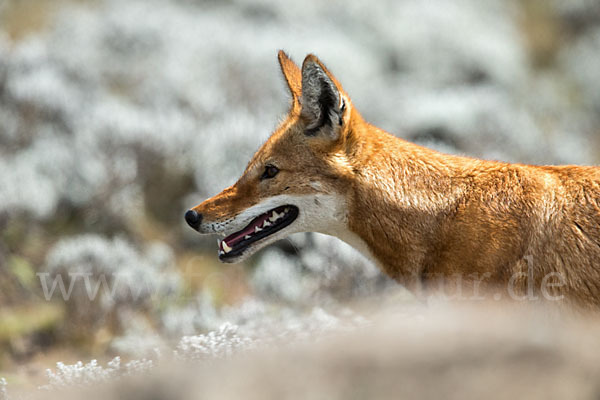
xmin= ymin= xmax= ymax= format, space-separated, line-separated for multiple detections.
xmin=185 ymin=209 xmax=202 ymax=230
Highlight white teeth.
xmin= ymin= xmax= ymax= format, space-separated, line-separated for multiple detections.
xmin=222 ymin=241 xmax=232 ymax=253
xmin=255 ymin=226 xmax=262 ymax=233
xmin=263 ymin=220 xmax=272 ymax=227
xmin=244 ymin=235 xmax=251 ymax=240
xmin=269 ymin=210 xmax=283 ymax=222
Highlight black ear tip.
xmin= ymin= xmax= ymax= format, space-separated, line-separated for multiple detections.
xmin=302 ymin=54 xmax=321 ymax=69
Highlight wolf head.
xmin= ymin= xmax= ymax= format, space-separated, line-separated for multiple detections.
xmin=185 ymin=51 xmax=365 ymax=263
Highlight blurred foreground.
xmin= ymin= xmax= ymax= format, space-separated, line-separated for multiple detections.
xmin=15 ymin=302 xmax=600 ymax=400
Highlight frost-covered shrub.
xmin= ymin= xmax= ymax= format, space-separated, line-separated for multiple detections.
xmin=109 ymin=311 xmax=167 ymax=357
xmin=40 ymin=307 xmax=365 ymax=391
xmin=252 ymin=234 xmax=397 ymax=306
xmin=174 ymin=323 xmax=256 ymax=360
xmin=160 ymin=294 xmax=367 ymax=349
xmin=0 ymin=0 xmax=276 ymax=220
xmin=400 ymin=87 xmax=561 ymax=164
xmin=251 ymin=249 xmax=307 ymax=304
xmin=172 ymin=305 xmax=367 ymax=361
xmin=42 ymin=357 xmax=153 ymax=390
xmin=244 ymin=306 xmax=366 ymax=342
xmin=44 ymin=234 xmax=181 ymax=337
xmin=299 ymin=234 xmax=396 ymax=298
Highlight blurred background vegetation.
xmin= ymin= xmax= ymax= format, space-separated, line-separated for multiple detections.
xmin=0 ymin=0 xmax=600 ymax=391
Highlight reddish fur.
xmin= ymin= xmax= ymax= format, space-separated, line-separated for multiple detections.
xmin=191 ymin=51 xmax=600 ymax=309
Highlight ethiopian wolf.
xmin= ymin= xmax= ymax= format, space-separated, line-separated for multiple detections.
xmin=185 ymin=51 xmax=600 ymax=309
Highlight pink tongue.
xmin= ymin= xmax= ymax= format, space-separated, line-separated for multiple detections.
xmin=223 ymin=213 xmax=270 ymax=247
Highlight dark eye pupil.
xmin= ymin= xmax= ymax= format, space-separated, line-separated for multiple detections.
xmin=262 ymin=165 xmax=279 ymax=180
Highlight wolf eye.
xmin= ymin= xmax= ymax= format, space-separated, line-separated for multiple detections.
xmin=261 ymin=165 xmax=279 ymax=180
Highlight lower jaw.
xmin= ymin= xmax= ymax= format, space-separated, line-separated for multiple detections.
xmin=218 ymin=206 xmax=299 ymax=261
xmin=219 ymin=251 xmax=247 ymax=263
xmin=218 ymin=242 xmax=260 ymax=262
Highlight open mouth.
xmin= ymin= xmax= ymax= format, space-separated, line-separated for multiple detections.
xmin=219 ymin=205 xmax=299 ymax=260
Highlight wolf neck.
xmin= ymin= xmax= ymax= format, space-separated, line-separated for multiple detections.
xmin=343 ymin=124 xmax=466 ymax=289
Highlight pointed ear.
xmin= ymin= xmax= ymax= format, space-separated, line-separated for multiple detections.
xmin=278 ymin=50 xmax=302 ymax=103
xmin=300 ymin=54 xmax=346 ymax=139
